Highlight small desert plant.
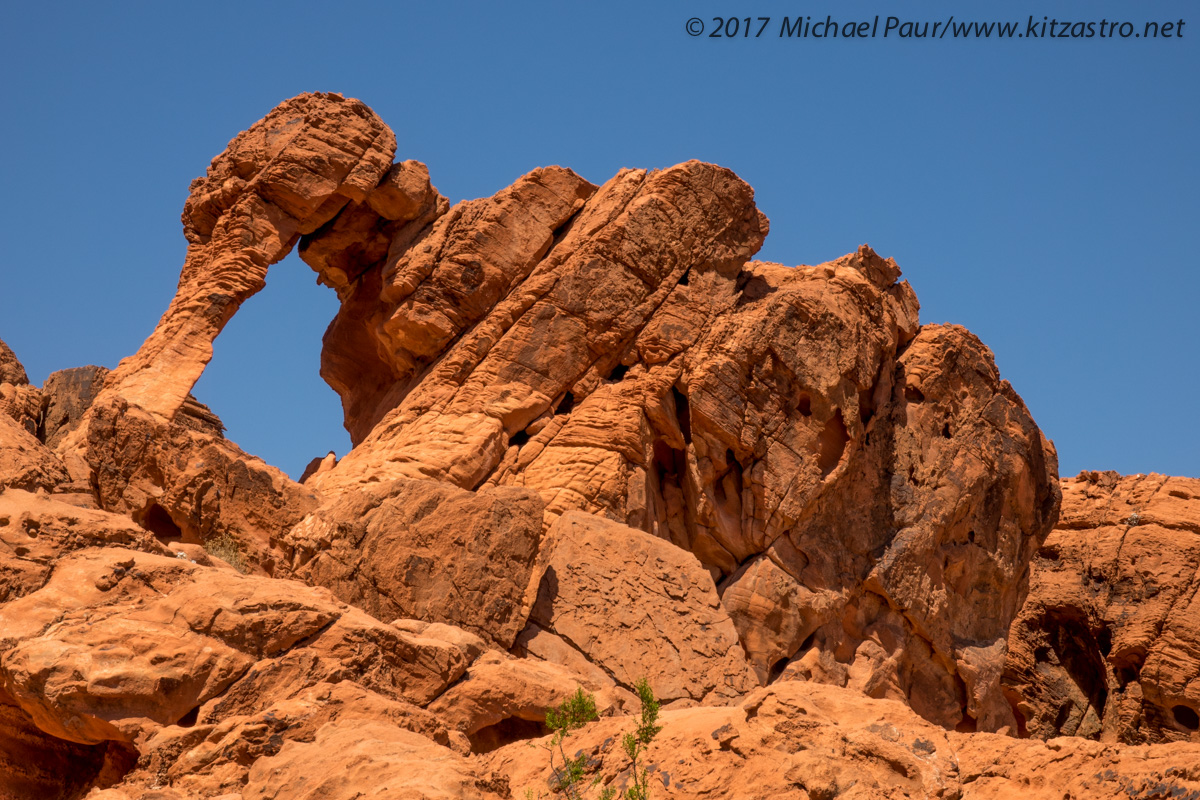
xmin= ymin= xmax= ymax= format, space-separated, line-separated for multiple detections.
xmin=206 ymin=531 xmax=248 ymax=574
xmin=537 ymin=688 xmax=601 ymax=800
xmin=599 ymin=679 xmax=662 ymax=800
xmin=1127 ymin=510 xmax=1142 ymax=526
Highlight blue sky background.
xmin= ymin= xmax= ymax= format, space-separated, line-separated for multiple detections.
xmin=0 ymin=1 xmax=1195 ymax=479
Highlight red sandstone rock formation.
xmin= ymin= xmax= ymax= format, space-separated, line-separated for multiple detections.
xmin=1006 ymin=470 xmax=1200 ymax=743
xmin=0 ymin=94 xmax=1193 ymax=799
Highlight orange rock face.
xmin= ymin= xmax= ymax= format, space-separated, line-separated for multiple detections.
xmin=1005 ymin=471 xmax=1200 ymax=743
xmin=0 ymin=339 xmax=42 ymax=437
xmin=299 ymin=161 xmax=1059 ymax=730
xmin=0 ymin=94 xmax=1191 ymax=799
xmin=281 ymin=478 xmax=544 ymax=647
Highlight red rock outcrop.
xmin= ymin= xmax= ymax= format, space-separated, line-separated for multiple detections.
xmin=0 ymin=415 xmax=68 ymax=494
xmin=1005 ymin=471 xmax=1200 ymax=743
xmin=0 ymin=339 xmax=42 ymax=437
xmin=2 ymin=92 xmax=1182 ymax=800
xmin=488 ymin=680 xmax=1200 ymax=800
xmin=81 ymin=93 xmax=396 ymax=426
xmin=298 ymin=154 xmax=1058 ymax=730
xmin=281 ymin=478 xmax=544 ymax=647
xmin=81 ymin=396 xmax=317 ymax=573
xmin=518 ymin=511 xmax=759 ymax=705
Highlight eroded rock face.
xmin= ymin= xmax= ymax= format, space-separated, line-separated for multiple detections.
xmin=91 ymin=93 xmax=396 ymax=425
xmin=519 ymin=511 xmax=759 ymax=705
xmin=0 ymin=92 xmax=1155 ymax=799
xmin=281 ymin=478 xmax=544 ymax=647
xmin=0 ymin=547 xmax=475 ymax=747
xmin=39 ymin=366 xmax=109 ymax=449
xmin=81 ymin=396 xmax=318 ymax=573
xmin=302 ymin=177 xmax=1058 ymax=730
xmin=488 ymin=680 xmax=1200 ymax=800
xmin=0 ymin=339 xmax=42 ymax=437
xmin=1005 ymin=471 xmax=1200 ymax=744
xmin=0 ymin=414 xmax=68 ymax=493
xmin=0 ymin=489 xmax=171 ymax=605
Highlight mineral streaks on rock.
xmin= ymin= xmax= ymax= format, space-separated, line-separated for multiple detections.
xmin=92 ymin=93 xmax=396 ymax=425
xmin=1005 ymin=471 xmax=1200 ymax=743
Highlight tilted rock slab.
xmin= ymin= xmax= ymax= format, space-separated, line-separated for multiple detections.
xmin=1005 ymin=470 xmax=1200 ymax=744
xmin=281 ymin=478 xmax=544 ymax=647
xmin=518 ymin=511 xmax=759 ymax=705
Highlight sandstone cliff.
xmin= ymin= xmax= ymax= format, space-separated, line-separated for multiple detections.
xmin=0 ymin=94 xmax=1196 ymax=799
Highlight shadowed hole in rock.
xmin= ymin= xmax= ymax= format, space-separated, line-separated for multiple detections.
xmin=653 ymin=439 xmax=689 ymax=537
xmin=817 ymin=410 xmax=848 ymax=478
xmin=734 ymin=270 xmax=775 ymax=306
xmin=905 ymin=386 xmax=925 ymax=403
xmin=176 ymin=705 xmax=201 ymax=728
xmin=672 ymin=386 xmax=692 ymax=444
xmin=955 ymin=712 xmax=978 ymax=733
xmin=469 ymin=716 xmax=549 ymax=753
xmin=1113 ymin=664 xmax=1140 ymax=688
xmin=678 ymin=269 xmax=690 ymax=286
xmin=858 ymin=387 xmax=873 ymax=426
xmin=140 ymin=502 xmax=183 ymax=544
xmin=797 ymin=393 xmax=812 ymax=417
xmin=607 ymin=363 xmax=630 ymax=382
xmin=1173 ymin=705 xmax=1200 ymax=731
xmin=768 ymin=656 xmax=790 ymax=683
xmin=714 ymin=449 xmax=744 ymax=506
xmin=1097 ymin=627 xmax=1113 ymax=657
xmin=1038 ymin=609 xmax=1109 ymax=734
xmin=555 ymin=391 xmax=575 ymax=415
xmin=509 ymin=430 xmax=530 ymax=448
xmin=942 ymin=423 xmax=952 ymax=439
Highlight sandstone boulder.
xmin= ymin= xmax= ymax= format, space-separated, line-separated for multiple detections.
xmin=427 ymin=650 xmax=630 ymax=753
xmin=281 ymin=478 xmax=543 ymax=647
xmin=81 ymin=396 xmax=318 ymax=574
xmin=0 ymin=414 xmax=68 ymax=493
xmin=242 ymin=719 xmax=509 ymax=800
xmin=519 ymin=511 xmax=759 ymax=705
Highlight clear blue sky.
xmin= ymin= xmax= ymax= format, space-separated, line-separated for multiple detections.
xmin=1 ymin=2 xmax=1195 ymax=479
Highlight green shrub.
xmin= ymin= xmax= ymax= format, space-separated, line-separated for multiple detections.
xmin=526 ymin=680 xmax=662 ymax=800
xmin=206 ymin=532 xmax=248 ymax=574
xmin=600 ymin=679 xmax=661 ymax=800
